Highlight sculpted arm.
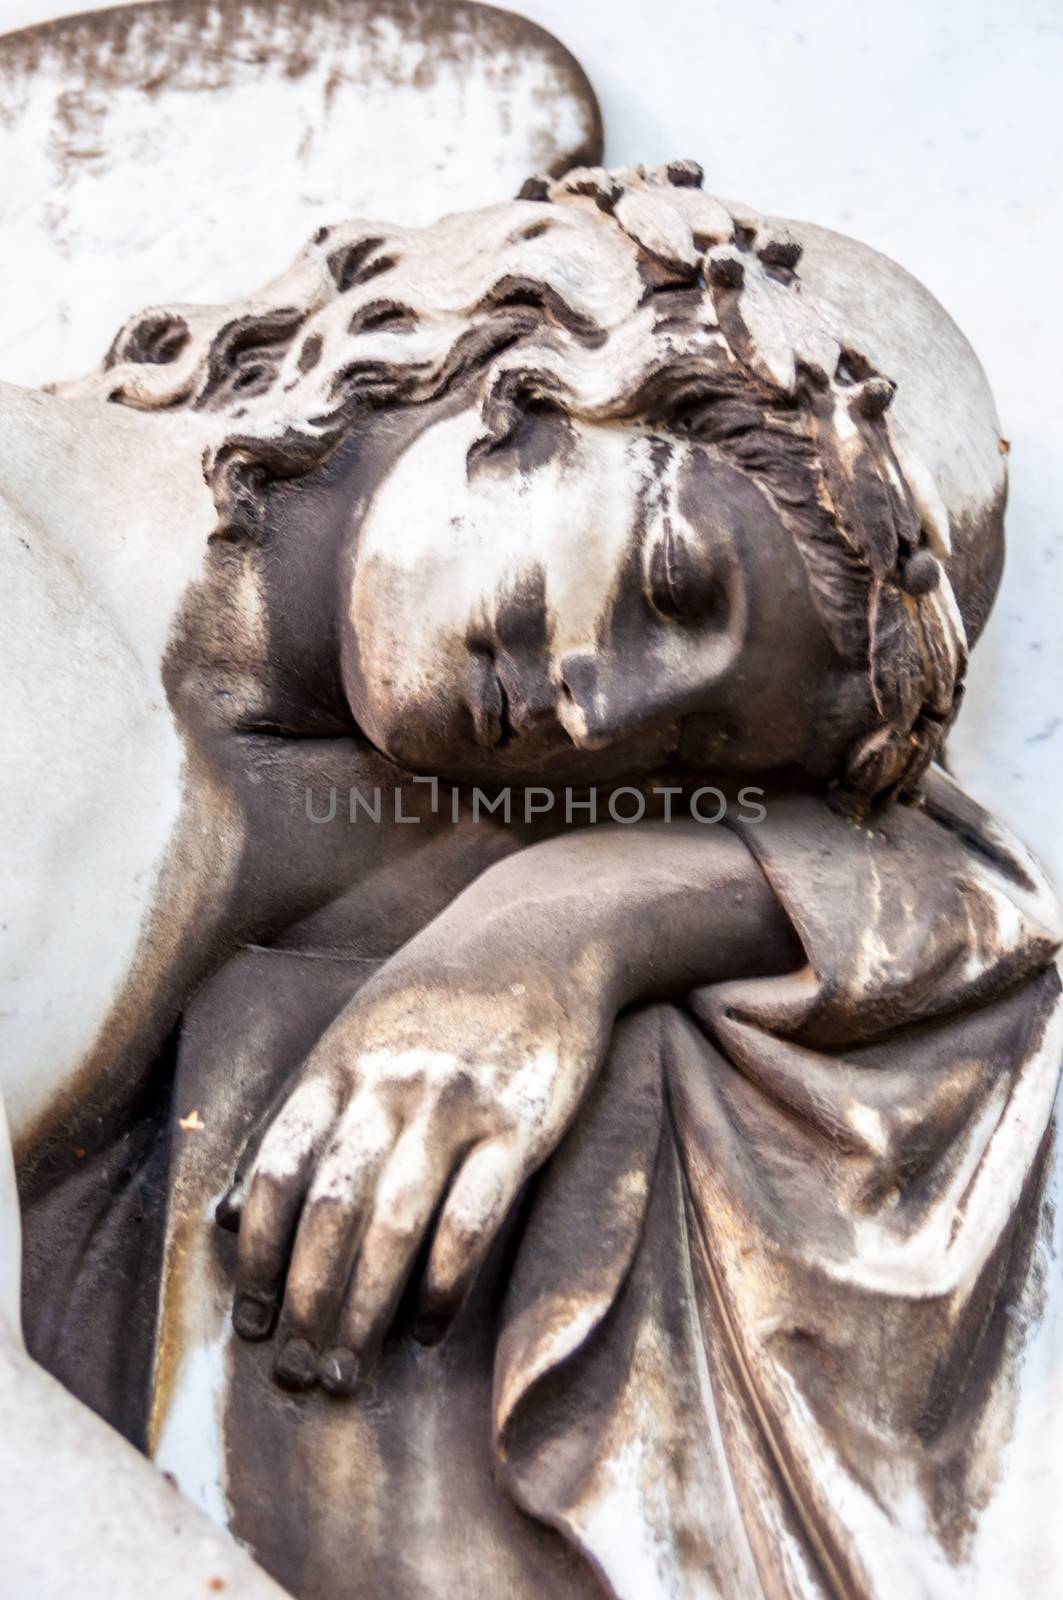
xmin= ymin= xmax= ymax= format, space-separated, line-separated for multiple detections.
xmin=356 ymin=820 xmax=799 ymax=1026
xmin=226 ymin=823 xmax=799 ymax=1391
xmin=420 ymin=818 xmax=799 ymax=1005
xmin=0 ymin=390 xmax=292 ymax=1588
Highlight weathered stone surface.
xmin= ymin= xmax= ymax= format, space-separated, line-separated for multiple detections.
xmin=2 ymin=156 xmax=1061 ymax=1600
xmin=0 ymin=0 xmax=601 ymax=386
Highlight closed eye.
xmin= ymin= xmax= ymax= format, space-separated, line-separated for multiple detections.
xmin=648 ymin=523 xmax=724 ymax=625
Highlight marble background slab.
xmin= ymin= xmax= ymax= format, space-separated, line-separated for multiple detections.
xmin=0 ymin=0 xmax=599 ymax=382
xmin=3 ymin=0 xmax=1060 ymax=883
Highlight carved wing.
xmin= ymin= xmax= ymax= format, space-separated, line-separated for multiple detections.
xmin=0 ymin=0 xmax=600 ymax=387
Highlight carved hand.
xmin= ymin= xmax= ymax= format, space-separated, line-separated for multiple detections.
xmin=220 ymin=822 xmax=797 ymax=1395
xmin=223 ymin=944 xmax=615 ymax=1395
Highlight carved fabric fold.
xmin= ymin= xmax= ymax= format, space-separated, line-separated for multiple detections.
xmin=494 ymin=773 xmax=1063 ymax=1600
xmin=19 ymin=776 xmax=1062 ymax=1600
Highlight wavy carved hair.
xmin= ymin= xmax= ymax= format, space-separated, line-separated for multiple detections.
xmin=68 ymin=160 xmax=970 ymax=809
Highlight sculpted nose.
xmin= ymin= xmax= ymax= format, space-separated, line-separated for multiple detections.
xmin=557 ymin=652 xmax=624 ymax=750
xmin=557 ymin=650 xmax=711 ymax=750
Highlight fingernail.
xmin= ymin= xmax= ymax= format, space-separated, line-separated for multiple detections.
xmin=274 ymin=1336 xmax=318 ymax=1392
xmin=233 ymin=1293 xmax=275 ymax=1340
xmin=318 ymin=1348 xmax=358 ymax=1397
xmin=214 ymin=1189 xmax=242 ymax=1231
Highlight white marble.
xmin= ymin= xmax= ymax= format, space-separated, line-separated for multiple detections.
xmin=0 ymin=0 xmax=595 ymax=385
xmin=2 ymin=0 xmax=1060 ymax=885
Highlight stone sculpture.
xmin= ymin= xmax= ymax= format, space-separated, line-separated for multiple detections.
xmin=1 ymin=22 xmax=1060 ymax=1600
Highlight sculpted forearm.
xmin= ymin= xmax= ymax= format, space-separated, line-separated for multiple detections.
xmin=399 ymin=821 xmax=801 ymax=1006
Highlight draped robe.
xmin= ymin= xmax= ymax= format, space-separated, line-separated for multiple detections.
xmin=21 ymin=772 xmax=1063 ymax=1600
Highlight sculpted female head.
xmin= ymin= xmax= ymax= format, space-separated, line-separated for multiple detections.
xmin=80 ymin=162 xmax=1005 ymax=804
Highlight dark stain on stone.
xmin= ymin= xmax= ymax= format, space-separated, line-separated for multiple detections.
xmin=106 ymin=311 xmax=191 ymax=369
xmin=297 ymin=332 xmax=323 ymax=374
xmin=0 ymin=0 xmax=602 ymax=190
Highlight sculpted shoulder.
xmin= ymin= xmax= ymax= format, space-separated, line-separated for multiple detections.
xmin=0 ymin=384 xmax=242 ymax=1146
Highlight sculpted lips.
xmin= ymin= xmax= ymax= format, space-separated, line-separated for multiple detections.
xmin=464 ymin=646 xmax=513 ymax=749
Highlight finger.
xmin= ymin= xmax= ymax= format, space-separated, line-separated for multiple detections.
xmin=415 ymin=1139 xmax=525 ymax=1344
xmin=216 ymin=1072 xmax=307 ymax=1232
xmin=232 ymin=1075 xmax=338 ymax=1341
xmin=272 ymin=1096 xmax=395 ymax=1389
xmin=317 ymin=1123 xmax=455 ymax=1395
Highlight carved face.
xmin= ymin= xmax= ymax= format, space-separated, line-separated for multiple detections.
xmin=341 ymin=403 xmax=845 ymax=785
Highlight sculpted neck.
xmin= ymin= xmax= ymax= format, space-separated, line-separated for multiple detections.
xmin=0 ymin=380 xmax=223 ymax=675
